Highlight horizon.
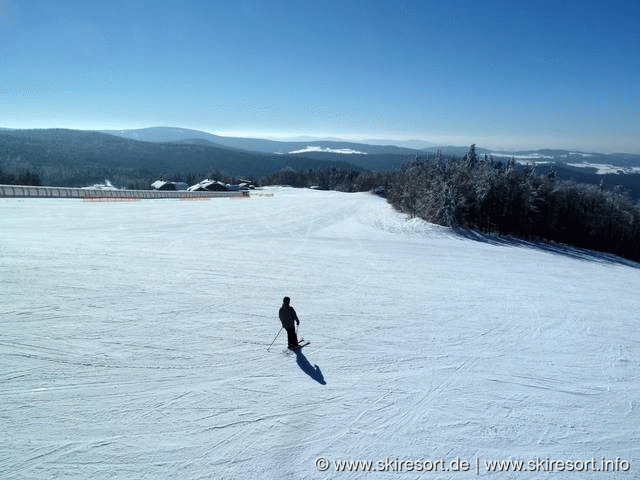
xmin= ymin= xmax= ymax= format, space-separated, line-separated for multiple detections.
xmin=1 ymin=1 xmax=638 ymax=154
xmin=1 ymin=124 xmax=638 ymax=155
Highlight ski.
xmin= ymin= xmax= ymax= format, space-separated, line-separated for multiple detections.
xmin=281 ymin=341 xmax=310 ymax=354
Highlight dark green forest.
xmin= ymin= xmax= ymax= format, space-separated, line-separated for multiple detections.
xmin=0 ymin=129 xmax=357 ymax=188
xmin=261 ymin=167 xmax=388 ymax=192
xmin=0 ymin=167 xmax=41 ymax=186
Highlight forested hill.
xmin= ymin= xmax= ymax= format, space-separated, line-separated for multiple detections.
xmin=104 ymin=126 xmax=422 ymax=156
xmin=0 ymin=129 xmax=358 ymax=187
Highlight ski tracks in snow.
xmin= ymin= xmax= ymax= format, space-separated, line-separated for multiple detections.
xmin=1 ymin=189 xmax=639 ymax=479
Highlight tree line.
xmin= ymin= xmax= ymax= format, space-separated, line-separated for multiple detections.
xmin=385 ymin=146 xmax=640 ymax=261
xmin=0 ymin=166 xmax=41 ymax=186
xmin=261 ymin=167 xmax=388 ymax=192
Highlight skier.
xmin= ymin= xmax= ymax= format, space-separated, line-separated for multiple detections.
xmin=279 ymin=296 xmax=300 ymax=350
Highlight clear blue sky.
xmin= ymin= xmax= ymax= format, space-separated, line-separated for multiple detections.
xmin=1 ymin=0 xmax=638 ymax=152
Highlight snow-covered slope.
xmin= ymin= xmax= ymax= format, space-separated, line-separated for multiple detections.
xmin=1 ymin=188 xmax=639 ymax=479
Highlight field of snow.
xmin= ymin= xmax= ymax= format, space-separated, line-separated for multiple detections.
xmin=1 ymin=187 xmax=639 ymax=479
xmin=288 ymin=146 xmax=368 ymax=155
xmin=567 ymin=162 xmax=640 ymax=175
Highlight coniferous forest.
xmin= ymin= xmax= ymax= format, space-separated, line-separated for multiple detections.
xmin=384 ymin=146 xmax=640 ymax=262
xmin=0 ymin=166 xmax=41 ymax=186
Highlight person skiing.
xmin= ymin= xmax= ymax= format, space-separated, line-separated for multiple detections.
xmin=279 ymin=296 xmax=300 ymax=350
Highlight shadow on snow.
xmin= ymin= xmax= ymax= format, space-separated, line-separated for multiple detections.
xmin=294 ymin=348 xmax=326 ymax=385
xmin=453 ymin=227 xmax=640 ymax=269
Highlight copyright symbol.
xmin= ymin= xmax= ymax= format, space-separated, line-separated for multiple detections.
xmin=315 ymin=457 xmax=330 ymax=471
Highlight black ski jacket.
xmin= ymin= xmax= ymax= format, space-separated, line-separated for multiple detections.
xmin=279 ymin=305 xmax=299 ymax=329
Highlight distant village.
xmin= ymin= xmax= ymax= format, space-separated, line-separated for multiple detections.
xmin=151 ymin=179 xmax=255 ymax=192
xmin=84 ymin=179 xmax=256 ymax=192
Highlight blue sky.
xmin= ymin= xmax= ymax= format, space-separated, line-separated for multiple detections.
xmin=1 ymin=0 xmax=638 ymax=152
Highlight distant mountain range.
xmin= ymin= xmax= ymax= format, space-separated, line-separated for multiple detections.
xmin=103 ymin=127 xmax=421 ymax=156
xmin=1 ymin=126 xmax=640 ymax=197
xmin=105 ymin=126 xmax=640 ymax=170
xmin=0 ymin=128 xmax=357 ymax=187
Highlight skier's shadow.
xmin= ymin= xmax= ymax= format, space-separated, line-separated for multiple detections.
xmin=295 ymin=349 xmax=326 ymax=385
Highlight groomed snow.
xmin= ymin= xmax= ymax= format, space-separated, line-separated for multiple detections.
xmin=1 ymin=187 xmax=639 ymax=479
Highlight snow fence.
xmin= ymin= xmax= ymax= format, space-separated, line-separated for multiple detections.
xmin=0 ymin=184 xmax=250 ymax=200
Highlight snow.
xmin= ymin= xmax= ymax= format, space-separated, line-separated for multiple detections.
xmin=1 ymin=187 xmax=639 ymax=479
xmin=569 ymin=152 xmax=594 ymax=157
xmin=489 ymin=152 xmax=555 ymax=160
xmin=81 ymin=180 xmax=118 ymax=190
xmin=488 ymin=152 xmax=640 ymax=174
xmin=567 ymin=162 xmax=640 ymax=175
xmin=288 ymin=146 xmax=368 ymax=155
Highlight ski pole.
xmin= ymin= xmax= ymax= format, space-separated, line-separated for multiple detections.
xmin=267 ymin=327 xmax=283 ymax=351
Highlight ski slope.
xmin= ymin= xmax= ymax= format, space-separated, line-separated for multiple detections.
xmin=1 ymin=187 xmax=639 ymax=479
